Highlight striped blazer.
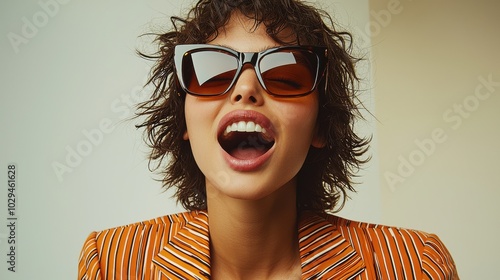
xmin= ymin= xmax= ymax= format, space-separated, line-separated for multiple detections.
xmin=78 ymin=211 xmax=458 ymax=279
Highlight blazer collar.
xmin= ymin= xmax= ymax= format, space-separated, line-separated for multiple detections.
xmin=152 ymin=211 xmax=365 ymax=279
xmin=298 ymin=212 xmax=366 ymax=279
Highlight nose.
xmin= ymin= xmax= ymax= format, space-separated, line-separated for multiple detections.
xmin=230 ymin=65 xmax=264 ymax=105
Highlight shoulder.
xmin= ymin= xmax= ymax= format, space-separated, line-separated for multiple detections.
xmin=78 ymin=211 xmax=206 ymax=279
xmin=114 ymin=210 xmax=204 ymax=228
xmin=324 ymin=213 xmax=447 ymax=248
xmin=321 ymin=213 xmax=459 ymax=279
xmin=87 ymin=210 xmax=205 ymax=244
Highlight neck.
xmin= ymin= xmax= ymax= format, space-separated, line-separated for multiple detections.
xmin=206 ymin=180 xmax=302 ymax=280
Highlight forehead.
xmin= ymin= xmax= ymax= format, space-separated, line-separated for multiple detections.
xmin=209 ymin=11 xmax=297 ymax=52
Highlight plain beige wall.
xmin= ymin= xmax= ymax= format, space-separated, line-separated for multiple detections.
xmin=369 ymin=0 xmax=500 ymax=278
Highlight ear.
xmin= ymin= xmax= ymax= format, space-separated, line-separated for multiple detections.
xmin=311 ymin=123 xmax=326 ymax=148
xmin=183 ymin=130 xmax=189 ymax=140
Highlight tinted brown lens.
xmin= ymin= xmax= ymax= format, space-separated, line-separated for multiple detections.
xmin=183 ymin=50 xmax=238 ymax=95
xmin=260 ymin=50 xmax=317 ymax=95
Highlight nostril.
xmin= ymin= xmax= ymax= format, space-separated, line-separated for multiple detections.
xmin=233 ymin=94 xmax=257 ymax=103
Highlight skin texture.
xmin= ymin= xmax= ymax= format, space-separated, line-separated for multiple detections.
xmin=182 ymin=12 xmax=324 ymax=279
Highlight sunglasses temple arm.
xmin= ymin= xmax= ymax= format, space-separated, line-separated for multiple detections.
xmin=323 ymin=68 xmax=328 ymax=94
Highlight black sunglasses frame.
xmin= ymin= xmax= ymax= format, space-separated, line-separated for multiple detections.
xmin=174 ymin=44 xmax=328 ymax=98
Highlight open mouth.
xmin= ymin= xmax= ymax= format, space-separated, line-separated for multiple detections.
xmin=218 ymin=121 xmax=275 ymax=160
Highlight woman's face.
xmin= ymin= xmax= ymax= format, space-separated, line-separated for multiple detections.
xmin=183 ymin=12 xmax=324 ymax=202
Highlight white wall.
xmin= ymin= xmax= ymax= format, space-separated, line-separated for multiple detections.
xmin=0 ymin=1 xmax=187 ymax=278
xmin=0 ymin=1 xmax=378 ymax=278
xmin=369 ymin=0 xmax=500 ymax=278
xmin=325 ymin=0 xmax=382 ymax=224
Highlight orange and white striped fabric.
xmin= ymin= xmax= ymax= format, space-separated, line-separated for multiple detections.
xmin=78 ymin=211 xmax=458 ymax=279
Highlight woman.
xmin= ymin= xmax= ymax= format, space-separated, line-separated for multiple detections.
xmin=78 ymin=0 xmax=458 ymax=279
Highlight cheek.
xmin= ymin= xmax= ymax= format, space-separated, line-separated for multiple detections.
xmin=184 ymin=97 xmax=224 ymax=171
xmin=184 ymin=98 xmax=213 ymax=169
xmin=275 ymin=101 xmax=319 ymax=135
xmin=184 ymin=97 xmax=199 ymax=130
xmin=184 ymin=97 xmax=218 ymax=138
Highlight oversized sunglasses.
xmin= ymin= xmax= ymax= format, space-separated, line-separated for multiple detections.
xmin=174 ymin=44 xmax=328 ymax=97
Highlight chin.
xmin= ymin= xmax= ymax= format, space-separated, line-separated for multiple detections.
xmin=206 ymin=175 xmax=297 ymax=203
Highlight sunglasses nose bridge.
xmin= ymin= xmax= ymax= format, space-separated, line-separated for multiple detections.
xmin=238 ymin=52 xmax=262 ymax=82
xmin=240 ymin=52 xmax=259 ymax=68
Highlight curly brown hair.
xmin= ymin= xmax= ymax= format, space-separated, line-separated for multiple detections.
xmin=136 ymin=0 xmax=370 ymax=213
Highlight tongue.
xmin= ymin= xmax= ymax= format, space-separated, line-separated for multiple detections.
xmin=230 ymin=147 xmax=266 ymax=160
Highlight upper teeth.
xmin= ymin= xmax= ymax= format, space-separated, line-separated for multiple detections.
xmin=224 ymin=121 xmax=267 ymax=135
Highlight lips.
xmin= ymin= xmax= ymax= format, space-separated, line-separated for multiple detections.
xmin=217 ymin=110 xmax=275 ymax=171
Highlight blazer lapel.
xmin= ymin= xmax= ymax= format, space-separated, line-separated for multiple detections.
xmin=151 ymin=211 xmax=365 ymax=280
xmin=298 ymin=213 xmax=366 ymax=279
xmin=152 ymin=211 xmax=211 ymax=279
